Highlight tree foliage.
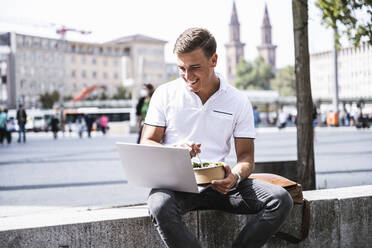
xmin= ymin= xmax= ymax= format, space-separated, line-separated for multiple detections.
xmin=316 ymin=0 xmax=372 ymax=48
xmin=112 ymin=86 xmax=131 ymax=99
xmin=39 ymin=90 xmax=60 ymax=109
xmin=271 ymin=66 xmax=296 ymax=96
xmin=234 ymin=57 xmax=274 ymax=90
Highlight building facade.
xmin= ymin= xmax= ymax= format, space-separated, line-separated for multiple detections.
xmin=257 ymin=4 xmax=277 ymax=70
xmin=0 ymin=32 xmax=167 ymax=109
xmin=0 ymin=32 xmax=69 ymax=109
xmin=105 ymin=34 xmax=167 ymax=99
xmin=310 ymin=43 xmax=372 ymax=101
xmin=66 ymin=41 xmax=126 ymax=98
xmin=225 ymin=1 xmax=245 ymax=84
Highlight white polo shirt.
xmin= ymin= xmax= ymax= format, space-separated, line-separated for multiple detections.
xmin=145 ymin=73 xmax=256 ymax=162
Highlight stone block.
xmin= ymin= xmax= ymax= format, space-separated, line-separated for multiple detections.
xmin=197 ymin=210 xmax=254 ymax=248
xmin=0 ymin=212 xmax=197 ymax=248
xmin=339 ymin=196 xmax=372 ymax=247
xmin=263 ymin=198 xmax=340 ymax=248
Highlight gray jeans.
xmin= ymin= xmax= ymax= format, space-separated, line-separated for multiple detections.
xmin=147 ymin=178 xmax=293 ymax=248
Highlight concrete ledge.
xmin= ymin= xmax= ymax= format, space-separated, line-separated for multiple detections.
xmin=1 ymin=185 xmax=372 ymax=248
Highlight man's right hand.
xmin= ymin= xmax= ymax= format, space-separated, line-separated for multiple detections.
xmin=173 ymin=141 xmax=201 ymax=158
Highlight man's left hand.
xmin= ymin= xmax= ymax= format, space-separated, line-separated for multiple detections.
xmin=211 ymin=165 xmax=237 ymax=195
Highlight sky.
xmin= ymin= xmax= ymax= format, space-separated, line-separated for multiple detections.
xmin=0 ymin=0 xmax=337 ymax=77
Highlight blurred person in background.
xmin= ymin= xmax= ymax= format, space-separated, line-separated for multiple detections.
xmin=0 ymin=108 xmax=7 ymax=145
xmin=99 ymin=115 xmax=109 ymax=135
xmin=76 ymin=116 xmax=85 ymax=138
xmin=5 ymin=117 xmax=15 ymax=144
xmin=16 ymin=104 xmax=27 ymax=143
xmin=253 ymin=105 xmax=260 ymax=128
xmin=136 ymin=83 xmax=155 ymax=143
xmin=85 ymin=114 xmax=94 ymax=138
xmin=277 ymin=109 xmax=288 ymax=129
xmin=51 ymin=115 xmax=60 ymax=139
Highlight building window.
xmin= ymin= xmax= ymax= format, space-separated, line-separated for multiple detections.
xmin=71 ymin=56 xmax=75 ymax=63
xmin=103 ymin=60 xmax=107 ymax=66
xmin=114 ymin=72 xmax=118 ymax=79
xmin=103 ymin=72 xmax=108 ymax=79
xmin=20 ymin=80 xmax=26 ymax=89
xmin=114 ymin=59 xmax=118 ymax=66
xmin=92 ymin=58 xmax=97 ymax=64
xmin=82 ymin=57 xmax=86 ymax=64
xmin=71 ymin=70 xmax=76 ymax=77
xmin=82 ymin=70 xmax=86 ymax=78
xmin=92 ymin=71 xmax=97 ymax=78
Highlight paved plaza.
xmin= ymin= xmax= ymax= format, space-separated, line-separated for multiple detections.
xmin=1 ymin=127 xmax=372 ymax=217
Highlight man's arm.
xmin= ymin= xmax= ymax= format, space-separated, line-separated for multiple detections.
xmin=140 ymin=124 xmax=165 ymax=146
xmin=211 ymin=138 xmax=254 ymax=194
xmin=141 ymin=124 xmax=201 ymax=157
xmin=231 ymin=138 xmax=255 ymax=181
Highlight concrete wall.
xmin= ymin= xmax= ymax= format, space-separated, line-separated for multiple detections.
xmin=1 ymin=185 xmax=371 ymax=248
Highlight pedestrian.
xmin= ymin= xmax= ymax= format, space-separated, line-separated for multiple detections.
xmin=76 ymin=116 xmax=85 ymax=138
xmin=5 ymin=117 xmax=15 ymax=144
xmin=0 ymin=107 xmax=7 ymax=145
xmin=51 ymin=115 xmax=60 ymax=139
xmin=253 ymin=105 xmax=260 ymax=128
xmin=85 ymin=114 xmax=94 ymax=138
xmin=143 ymin=27 xmax=293 ymax=248
xmin=99 ymin=115 xmax=109 ymax=135
xmin=136 ymin=83 xmax=155 ymax=143
xmin=278 ymin=109 xmax=288 ymax=129
xmin=16 ymin=104 xmax=27 ymax=143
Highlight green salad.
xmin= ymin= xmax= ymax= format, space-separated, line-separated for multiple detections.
xmin=192 ymin=161 xmax=224 ymax=169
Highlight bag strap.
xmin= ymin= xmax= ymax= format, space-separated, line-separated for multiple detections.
xmin=275 ymin=199 xmax=310 ymax=243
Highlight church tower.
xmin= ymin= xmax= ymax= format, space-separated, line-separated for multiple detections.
xmin=225 ymin=0 xmax=245 ymax=84
xmin=257 ymin=4 xmax=277 ymax=69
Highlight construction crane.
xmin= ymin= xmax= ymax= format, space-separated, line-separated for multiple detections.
xmin=72 ymin=86 xmax=107 ymax=102
xmin=0 ymin=17 xmax=92 ymax=40
xmin=55 ymin=25 xmax=92 ymax=40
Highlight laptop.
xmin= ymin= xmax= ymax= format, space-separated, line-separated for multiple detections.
xmin=116 ymin=142 xmax=209 ymax=193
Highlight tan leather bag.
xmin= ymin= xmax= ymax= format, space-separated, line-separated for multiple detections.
xmin=249 ymin=173 xmax=310 ymax=243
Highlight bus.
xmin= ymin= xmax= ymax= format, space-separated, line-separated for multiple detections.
xmin=63 ymin=107 xmax=133 ymax=134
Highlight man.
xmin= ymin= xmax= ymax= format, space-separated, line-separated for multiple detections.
xmin=0 ymin=107 xmax=7 ymax=144
xmin=253 ymin=105 xmax=261 ymax=128
xmin=16 ymin=104 xmax=27 ymax=143
xmin=142 ymin=28 xmax=292 ymax=248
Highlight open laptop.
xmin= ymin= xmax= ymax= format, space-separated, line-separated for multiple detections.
xmin=116 ymin=142 xmax=209 ymax=193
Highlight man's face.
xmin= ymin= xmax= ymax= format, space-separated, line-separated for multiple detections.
xmin=177 ymin=48 xmax=217 ymax=93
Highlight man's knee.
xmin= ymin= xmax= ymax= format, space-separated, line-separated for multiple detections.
xmin=270 ymin=187 xmax=293 ymax=217
xmin=147 ymin=189 xmax=178 ymax=222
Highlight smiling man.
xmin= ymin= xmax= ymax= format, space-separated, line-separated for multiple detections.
xmin=141 ymin=27 xmax=293 ymax=248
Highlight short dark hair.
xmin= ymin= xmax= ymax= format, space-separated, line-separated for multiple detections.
xmin=173 ymin=28 xmax=217 ymax=58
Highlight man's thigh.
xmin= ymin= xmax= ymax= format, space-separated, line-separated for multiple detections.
xmin=148 ymin=179 xmax=285 ymax=215
xmin=148 ymin=189 xmax=206 ymax=215
xmin=200 ymin=178 xmax=286 ymax=215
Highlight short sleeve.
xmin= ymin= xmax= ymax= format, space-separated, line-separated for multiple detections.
xmin=144 ymin=87 xmax=166 ymax=127
xmin=233 ymin=98 xmax=256 ymax=139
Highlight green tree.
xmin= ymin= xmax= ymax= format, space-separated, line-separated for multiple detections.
xmin=271 ymin=66 xmax=296 ymax=96
xmin=112 ymin=86 xmax=131 ymax=99
xmin=99 ymin=92 xmax=108 ymax=100
xmin=63 ymin=95 xmax=73 ymax=101
xmin=39 ymin=90 xmax=60 ymax=109
xmin=234 ymin=57 xmax=274 ymax=90
xmin=316 ymin=0 xmax=372 ymax=48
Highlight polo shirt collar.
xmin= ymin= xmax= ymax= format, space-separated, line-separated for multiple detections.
xmin=216 ymin=72 xmax=228 ymax=92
